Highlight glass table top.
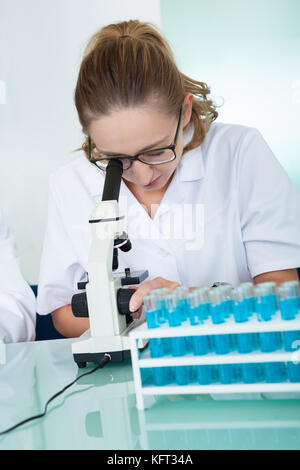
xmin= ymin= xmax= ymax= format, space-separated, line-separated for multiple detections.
xmin=0 ymin=338 xmax=299 ymax=450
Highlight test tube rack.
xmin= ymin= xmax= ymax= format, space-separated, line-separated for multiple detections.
xmin=129 ymin=304 xmax=300 ymax=410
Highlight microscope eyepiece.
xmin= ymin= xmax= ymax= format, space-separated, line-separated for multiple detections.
xmin=102 ymin=158 xmax=123 ymax=202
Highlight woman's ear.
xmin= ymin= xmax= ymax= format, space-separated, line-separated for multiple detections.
xmin=182 ymin=93 xmax=194 ymax=128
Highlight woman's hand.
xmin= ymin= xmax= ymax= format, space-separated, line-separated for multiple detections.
xmin=129 ymin=277 xmax=181 ymax=319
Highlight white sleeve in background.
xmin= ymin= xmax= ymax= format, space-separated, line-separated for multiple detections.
xmin=36 ymin=176 xmax=87 ymax=315
xmin=237 ymin=128 xmax=300 ymax=278
xmin=0 ymin=216 xmax=36 ymax=343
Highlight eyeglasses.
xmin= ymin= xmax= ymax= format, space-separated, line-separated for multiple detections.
xmin=88 ymin=105 xmax=183 ymax=171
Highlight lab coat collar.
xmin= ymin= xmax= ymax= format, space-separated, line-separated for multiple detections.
xmin=177 ymin=123 xmax=205 ymax=182
xmin=177 ymin=145 xmax=205 ymax=182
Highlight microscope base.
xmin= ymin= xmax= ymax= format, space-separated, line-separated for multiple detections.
xmin=72 ymin=318 xmax=148 ymax=368
xmin=74 ymin=349 xmax=131 ymax=368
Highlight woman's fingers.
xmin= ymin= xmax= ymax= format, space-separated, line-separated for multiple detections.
xmin=129 ymin=277 xmax=180 ymax=313
xmin=131 ymin=305 xmax=143 ymax=319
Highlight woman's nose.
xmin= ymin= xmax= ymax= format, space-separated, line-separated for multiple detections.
xmin=130 ymin=160 xmax=154 ymax=186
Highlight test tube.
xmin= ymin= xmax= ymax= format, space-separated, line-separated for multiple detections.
xmin=197 ymin=287 xmax=211 ymax=322
xmin=263 ymin=362 xmax=286 ymax=383
xmin=218 ymin=364 xmax=238 ymax=384
xmin=255 ymin=282 xmax=277 ymax=321
xmin=150 ymin=288 xmax=169 ymax=324
xmin=140 ymin=368 xmax=153 ymax=386
xmin=255 ymin=284 xmax=282 ymax=352
xmin=286 ymin=362 xmax=300 ymax=383
xmin=209 ymin=287 xmax=226 ymax=324
xmin=174 ymin=366 xmax=190 ymax=385
xmin=153 ymin=366 xmax=173 ymax=386
xmin=277 ymin=283 xmax=300 ymax=352
xmin=186 ymin=291 xmax=210 ymax=355
xmin=208 ymin=288 xmax=233 ymax=354
xmin=278 ymin=282 xmax=300 ymax=321
xmin=149 ymin=338 xmax=165 ymax=358
xmin=232 ymin=286 xmax=248 ymax=322
xmin=186 ymin=291 xmax=200 ymax=325
xmin=164 ymin=293 xmax=186 ymax=356
xmin=192 ymin=335 xmax=210 ymax=356
xmin=219 ymin=284 xmax=234 ymax=318
xmin=196 ymin=365 xmax=215 ymax=384
xmin=144 ymin=294 xmax=160 ymax=329
xmin=165 ymin=293 xmax=181 ymax=327
xmin=241 ymin=363 xmax=262 ymax=384
xmin=232 ymin=287 xmax=256 ymax=353
xmin=173 ymin=287 xmax=189 ymax=322
xmin=239 ymin=282 xmax=255 ymax=318
xmin=282 ymin=330 xmax=300 ymax=352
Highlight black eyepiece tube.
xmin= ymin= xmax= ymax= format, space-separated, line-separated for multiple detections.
xmin=102 ymin=159 xmax=123 ymax=202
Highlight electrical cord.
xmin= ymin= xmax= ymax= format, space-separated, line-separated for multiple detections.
xmin=0 ymin=354 xmax=111 ymax=436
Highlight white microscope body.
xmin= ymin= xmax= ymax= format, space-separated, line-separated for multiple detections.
xmin=71 ymin=160 xmax=148 ymax=367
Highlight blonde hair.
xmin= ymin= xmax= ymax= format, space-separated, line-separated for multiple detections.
xmin=74 ymin=20 xmax=218 ymax=160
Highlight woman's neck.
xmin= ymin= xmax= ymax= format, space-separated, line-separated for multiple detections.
xmin=123 ymin=176 xmax=173 ymax=219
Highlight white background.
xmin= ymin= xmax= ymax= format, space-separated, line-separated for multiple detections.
xmin=0 ymin=0 xmax=161 ymax=284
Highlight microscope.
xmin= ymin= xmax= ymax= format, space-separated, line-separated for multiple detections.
xmin=71 ymin=159 xmax=148 ymax=368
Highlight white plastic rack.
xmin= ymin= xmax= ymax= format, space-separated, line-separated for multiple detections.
xmin=129 ymin=313 xmax=300 ymax=409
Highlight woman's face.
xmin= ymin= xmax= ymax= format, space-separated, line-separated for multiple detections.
xmin=88 ymin=96 xmax=193 ymax=192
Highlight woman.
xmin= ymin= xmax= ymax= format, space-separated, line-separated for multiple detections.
xmin=37 ymin=20 xmax=300 ymax=338
xmin=0 ymin=212 xmax=36 ymax=342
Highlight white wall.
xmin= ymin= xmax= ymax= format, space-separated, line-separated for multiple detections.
xmin=161 ymin=0 xmax=300 ymax=190
xmin=0 ymin=0 xmax=161 ymax=284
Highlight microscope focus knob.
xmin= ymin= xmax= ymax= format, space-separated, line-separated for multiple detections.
xmin=117 ymin=288 xmax=137 ymax=315
xmin=72 ymin=292 xmax=89 ymax=317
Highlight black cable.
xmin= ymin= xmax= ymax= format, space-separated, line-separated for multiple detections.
xmin=0 ymin=354 xmax=111 ymax=436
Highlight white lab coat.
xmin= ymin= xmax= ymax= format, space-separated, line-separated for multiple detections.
xmin=37 ymin=122 xmax=300 ymax=315
xmin=0 ymin=214 xmax=36 ymax=342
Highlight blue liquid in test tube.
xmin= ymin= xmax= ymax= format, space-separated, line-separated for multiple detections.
xmin=232 ymin=287 xmax=255 ymax=353
xmin=174 ymin=366 xmax=190 ymax=385
xmin=259 ymin=332 xmax=282 ymax=352
xmin=149 ymin=338 xmax=165 ymax=358
xmin=153 ymin=367 xmax=172 ymax=386
xmin=220 ymin=284 xmax=234 ymax=319
xmin=173 ymin=287 xmax=189 ymax=323
xmin=286 ymin=362 xmax=300 ymax=382
xmin=241 ymin=363 xmax=261 ymax=383
xmin=165 ymin=293 xmax=181 ymax=327
xmin=209 ymin=287 xmax=226 ymax=324
xmin=208 ymin=287 xmax=232 ymax=354
xmin=198 ymin=287 xmax=211 ymax=321
xmin=255 ymin=284 xmax=281 ymax=352
xmin=219 ymin=364 xmax=237 ymax=384
xmin=278 ymin=283 xmax=300 ymax=353
xmin=150 ymin=288 xmax=169 ymax=324
xmin=171 ymin=337 xmax=186 ymax=356
xmin=255 ymin=282 xmax=277 ymax=321
xmin=197 ymin=365 xmax=214 ymax=384
xmin=144 ymin=294 xmax=160 ymax=329
xmin=232 ymin=287 xmax=248 ymax=322
xmin=278 ymin=282 xmax=300 ymax=321
xmin=283 ymin=330 xmax=300 ymax=351
xmin=164 ymin=293 xmax=186 ymax=356
xmin=186 ymin=291 xmax=200 ymax=325
xmin=186 ymin=291 xmax=210 ymax=355
xmin=264 ymin=362 xmax=286 ymax=383
xmin=239 ymin=282 xmax=255 ymax=318
xmin=192 ymin=335 xmax=210 ymax=355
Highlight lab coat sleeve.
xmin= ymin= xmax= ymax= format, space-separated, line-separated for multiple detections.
xmin=37 ymin=176 xmax=86 ymax=315
xmin=237 ymin=128 xmax=300 ymax=278
xmin=0 ymin=220 xmax=36 ymax=343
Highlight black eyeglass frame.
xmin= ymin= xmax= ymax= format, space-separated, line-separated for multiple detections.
xmin=88 ymin=105 xmax=183 ymax=171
